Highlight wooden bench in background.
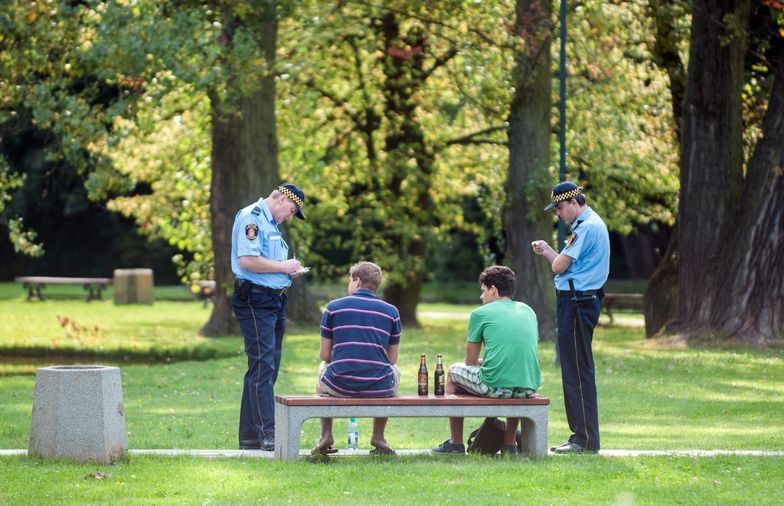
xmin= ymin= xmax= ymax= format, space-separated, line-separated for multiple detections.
xmin=602 ymin=293 xmax=644 ymax=324
xmin=274 ymin=394 xmax=550 ymax=460
xmin=15 ymin=276 xmax=112 ymax=301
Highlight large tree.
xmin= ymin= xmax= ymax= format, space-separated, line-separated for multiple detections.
xmin=646 ymin=0 xmax=784 ymax=342
xmin=503 ymin=0 xmax=556 ymax=339
xmin=0 ymin=1 xmax=319 ymax=334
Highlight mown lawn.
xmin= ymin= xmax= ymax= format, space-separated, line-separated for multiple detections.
xmin=0 ymin=282 xmax=782 ymax=504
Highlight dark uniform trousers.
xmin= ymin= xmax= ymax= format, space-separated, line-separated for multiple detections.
xmin=556 ymin=294 xmax=602 ymax=451
xmin=232 ymin=290 xmax=288 ymax=445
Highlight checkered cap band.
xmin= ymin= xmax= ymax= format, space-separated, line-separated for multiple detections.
xmin=551 ymin=187 xmax=582 ymax=203
xmin=278 ymin=185 xmax=303 ymax=209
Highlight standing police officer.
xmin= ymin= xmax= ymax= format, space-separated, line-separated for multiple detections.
xmin=531 ymin=181 xmax=609 ymax=454
xmin=232 ymin=183 xmax=306 ymax=451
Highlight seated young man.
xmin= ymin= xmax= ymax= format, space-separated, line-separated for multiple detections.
xmin=432 ymin=265 xmax=542 ymax=455
xmin=313 ymin=261 xmax=402 ymax=455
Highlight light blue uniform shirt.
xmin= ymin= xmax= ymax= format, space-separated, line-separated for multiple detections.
xmin=554 ymin=207 xmax=610 ymax=291
xmin=231 ymin=198 xmax=291 ymax=289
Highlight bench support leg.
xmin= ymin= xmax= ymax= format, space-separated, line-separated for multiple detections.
xmin=83 ymin=284 xmax=104 ymax=301
xmin=520 ymin=409 xmax=549 ymax=458
xmin=274 ymin=403 xmax=308 ymax=460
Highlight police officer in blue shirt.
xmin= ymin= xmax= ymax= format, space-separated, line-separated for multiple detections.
xmin=232 ymin=183 xmax=306 ymax=451
xmin=532 ymin=181 xmax=610 ymax=454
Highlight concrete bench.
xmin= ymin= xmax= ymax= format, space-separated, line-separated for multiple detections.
xmin=603 ymin=293 xmax=643 ymax=324
xmin=15 ymin=276 xmax=112 ymax=301
xmin=274 ymin=394 xmax=549 ymax=460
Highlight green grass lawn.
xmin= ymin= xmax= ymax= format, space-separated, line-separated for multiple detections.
xmin=0 ymin=282 xmax=782 ymax=504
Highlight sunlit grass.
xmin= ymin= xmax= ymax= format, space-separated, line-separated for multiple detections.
xmin=1 ymin=285 xmax=783 ymax=504
xmin=1 ymin=454 xmax=781 ymax=505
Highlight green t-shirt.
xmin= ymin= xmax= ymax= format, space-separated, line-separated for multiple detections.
xmin=467 ymin=299 xmax=541 ymax=390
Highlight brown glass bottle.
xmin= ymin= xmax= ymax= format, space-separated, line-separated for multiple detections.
xmin=417 ymin=354 xmax=428 ymax=396
xmin=434 ymin=353 xmax=445 ymax=396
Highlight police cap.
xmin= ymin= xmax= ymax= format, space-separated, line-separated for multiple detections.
xmin=543 ymin=181 xmax=583 ymax=211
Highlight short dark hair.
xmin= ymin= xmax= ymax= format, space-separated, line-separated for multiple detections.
xmin=350 ymin=261 xmax=383 ymax=291
xmin=478 ymin=265 xmax=516 ymax=297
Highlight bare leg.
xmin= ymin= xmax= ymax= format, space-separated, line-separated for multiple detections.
xmin=313 ymin=417 xmax=334 ymax=453
xmin=444 ymin=368 xmax=465 ymax=444
xmin=449 ymin=416 xmax=465 ymax=445
xmin=370 ymin=418 xmax=394 ymax=453
xmin=504 ymin=417 xmax=519 ymax=446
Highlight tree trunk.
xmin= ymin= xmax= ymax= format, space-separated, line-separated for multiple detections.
xmin=384 ymin=261 xmax=423 ymax=329
xmin=644 ymin=229 xmax=678 ymax=337
xmin=503 ymin=0 xmax=555 ymax=340
xmin=376 ymin=12 xmax=438 ymax=327
xmin=642 ymin=0 xmax=688 ymax=334
xmin=200 ymin=3 xmax=319 ymax=335
xmin=673 ymin=0 xmax=748 ymax=331
xmin=709 ymin=47 xmax=784 ymax=343
xmin=647 ymin=0 xmax=687 ymax=143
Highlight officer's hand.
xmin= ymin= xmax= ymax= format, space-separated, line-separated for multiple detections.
xmin=531 ymin=240 xmax=549 ymax=256
xmin=281 ymin=259 xmax=302 ymax=274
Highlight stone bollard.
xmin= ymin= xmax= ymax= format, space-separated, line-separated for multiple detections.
xmin=113 ymin=268 xmax=154 ymax=305
xmin=28 ymin=365 xmax=128 ymax=464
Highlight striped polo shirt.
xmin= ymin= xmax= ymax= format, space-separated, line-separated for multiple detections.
xmin=320 ymin=288 xmax=402 ymax=397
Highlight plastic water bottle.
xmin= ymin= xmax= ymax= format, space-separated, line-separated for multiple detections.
xmin=347 ymin=417 xmax=359 ymax=450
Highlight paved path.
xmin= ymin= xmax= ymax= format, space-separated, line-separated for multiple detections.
xmin=2 ymin=449 xmax=783 ymax=458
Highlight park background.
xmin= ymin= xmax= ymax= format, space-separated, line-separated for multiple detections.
xmin=1 ymin=0 xmax=783 ymax=504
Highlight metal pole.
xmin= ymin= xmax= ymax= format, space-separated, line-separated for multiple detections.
xmin=558 ymin=0 xmax=568 ymax=251
xmin=555 ymin=0 xmax=568 ymax=358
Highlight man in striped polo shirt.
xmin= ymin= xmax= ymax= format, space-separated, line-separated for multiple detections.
xmin=313 ymin=261 xmax=402 ymax=455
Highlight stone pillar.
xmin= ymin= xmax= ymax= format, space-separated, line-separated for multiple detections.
xmin=28 ymin=365 xmax=128 ymax=464
xmin=113 ymin=268 xmax=154 ymax=305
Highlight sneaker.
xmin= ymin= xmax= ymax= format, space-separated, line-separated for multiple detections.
xmin=550 ymin=441 xmax=596 ymax=454
xmin=261 ymin=435 xmax=275 ymax=452
xmin=431 ymin=439 xmax=465 ymax=454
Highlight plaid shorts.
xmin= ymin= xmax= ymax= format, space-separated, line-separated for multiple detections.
xmin=449 ymin=363 xmax=535 ymax=399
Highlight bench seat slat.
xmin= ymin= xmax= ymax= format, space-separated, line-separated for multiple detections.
xmin=15 ymin=276 xmax=112 ymax=285
xmin=275 ymin=394 xmax=549 ymax=406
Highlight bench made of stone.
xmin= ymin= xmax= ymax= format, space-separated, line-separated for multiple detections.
xmin=603 ymin=293 xmax=644 ymax=324
xmin=15 ymin=276 xmax=113 ymax=301
xmin=274 ymin=394 xmax=549 ymax=460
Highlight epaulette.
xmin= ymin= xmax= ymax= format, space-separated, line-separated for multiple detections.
xmin=251 ymin=206 xmax=261 ymax=216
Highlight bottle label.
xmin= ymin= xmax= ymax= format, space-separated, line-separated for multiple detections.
xmin=418 ymin=373 xmax=428 ymax=395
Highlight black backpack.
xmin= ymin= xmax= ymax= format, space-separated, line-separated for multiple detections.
xmin=466 ymin=417 xmax=523 ymax=455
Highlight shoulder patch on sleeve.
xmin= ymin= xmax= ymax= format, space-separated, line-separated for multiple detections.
xmin=565 ymin=232 xmax=577 ymax=248
xmin=245 ymin=223 xmax=259 ymax=240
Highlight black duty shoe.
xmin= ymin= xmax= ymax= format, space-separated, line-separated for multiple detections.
xmin=550 ymin=441 xmax=593 ymax=454
xmin=261 ymin=435 xmax=275 ymax=452
xmin=239 ymin=440 xmax=261 ymax=450
xmin=431 ymin=439 xmax=466 ymax=454
xmin=500 ymin=444 xmax=519 ymax=455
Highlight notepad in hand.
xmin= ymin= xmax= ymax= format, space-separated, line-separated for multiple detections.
xmin=291 ymin=266 xmax=310 ymax=277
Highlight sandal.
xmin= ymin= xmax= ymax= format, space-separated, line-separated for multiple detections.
xmin=311 ymin=446 xmax=339 ymax=456
xmin=369 ymin=446 xmax=396 ymax=455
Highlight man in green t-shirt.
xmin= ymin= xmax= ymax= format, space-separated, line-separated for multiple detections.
xmin=431 ymin=265 xmax=542 ymax=455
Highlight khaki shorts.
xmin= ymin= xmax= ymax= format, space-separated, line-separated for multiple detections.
xmin=449 ymin=363 xmax=535 ymax=399
xmin=316 ymin=361 xmax=401 ymax=397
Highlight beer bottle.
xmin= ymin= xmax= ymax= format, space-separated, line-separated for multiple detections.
xmin=417 ymin=354 xmax=428 ymax=396
xmin=434 ymin=353 xmax=445 ymax=396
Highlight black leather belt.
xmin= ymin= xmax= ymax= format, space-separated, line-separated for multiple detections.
xmin=556 ymin=289 xmax=602 ymax=298
xmin=235 ymin=279 xmax=286 ymax=296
